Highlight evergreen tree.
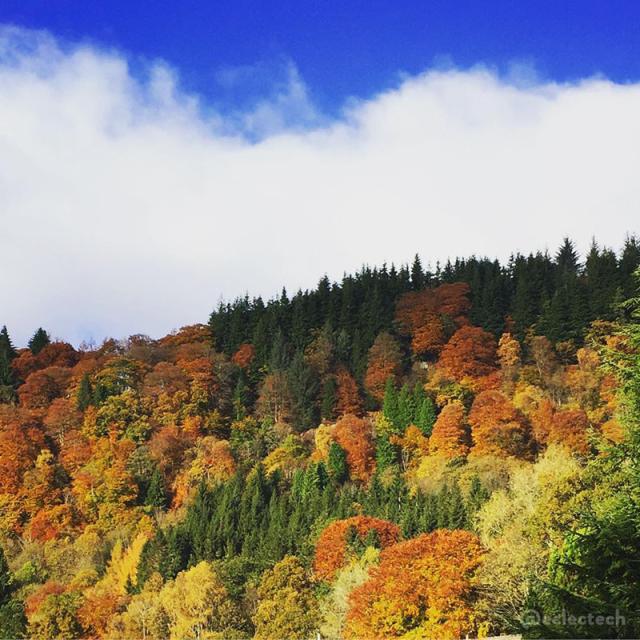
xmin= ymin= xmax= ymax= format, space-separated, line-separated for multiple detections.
xmin=375 ymin=435 xmax=398 ymax=471
xmin=414 ymin=395 xmax=436 ymax=436
xmin=0 ymin=547 xmax=26 ymax=637
xmin=28 ymin=327 xmax=50 ymax=355
xmin=320 ymin=376 xmax=337 ymax=421
xmin=76 ymin=373 xmax=93 ymax=411
xmin=0 ymin=326 xmax=17 ymax=362
xmin=396 ymin=383 xmax=414 ymax=431
xmin=411 ymin=254 xmax=424 ymax=290
xmin=145 ymin=467 xmax=169 ymax=510
xmin=382 ymin=378 xmax=399 ymax=428
xmin=287 ymin=351 xmax=318 ymax=432
xmin=327 ymin=442 xmax=349 ymax=484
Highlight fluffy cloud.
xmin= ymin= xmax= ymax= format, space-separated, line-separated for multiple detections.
xmin=1 ymin=26 xmax=639 ymax=345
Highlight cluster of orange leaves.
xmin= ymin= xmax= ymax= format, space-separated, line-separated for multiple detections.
xmin=313 ymin=516 xmax=400 ymax=580
xmin=344 ymin=529 xmax=485 ymax=640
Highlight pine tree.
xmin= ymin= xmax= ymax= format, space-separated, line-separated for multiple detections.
xmin=0 ymin=326 xmax=17 ymax=362
xmin=0 ymin=547 xmax=26 ymax=637
xmin=411 ymin=254 xmax=424 ymax=290
xmin=287 ymin=351 xmax=318 ymax=431
xmin=414 ymin=396 xmax=436 ymax=436
xmin=145 ymin=467 xmax=169 ymax=510
xmin=396 ymin=384 xmax=414 ymax=431
xmin=327 ymin=442 xmax=349 ymax=484
xmin=76 ymin=373 xmax=93 ymax=411
xmin=375 ymin=435 xmax=398 ymax=471
xmin=28 ymin=327 xmax=50 ymax=355
xmin=382 ymin=378 xmax=399 ymax=428
xmin=320 ymin=376 xmax=337 ymax=421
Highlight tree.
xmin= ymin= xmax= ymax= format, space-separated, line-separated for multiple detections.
xmin=438 ymin=325 xmax=497 ymax=382
xmin=76 ymin=373 xmax=93 ymax=411
xmin=344 ymin=530 xmax=485 ymax=640
xmin=0 ymin=326 xmax=17 ymax=402
xmin=253 ymin=556 xmax=319 ymax=640
xmin=364 ymin=332 xmax=402 ymax=402
xmin=335 ymin=367 xmax=362 ymax=416
xmin=314 ymin=516 xmax=400 ymax=581
xmin=145 ymin=467 xmax=169 ymax=510
xmin=429 ymin=401 xmax=469 ymax=458
xmin=159 ymin=561 xmax=241 ymax=639
xmin=0 ymin=546 xmax=26 ymax=637
xmin=468 ymin=390 xmax=531 ymax=458
xmin=29 ymin=328 xmax=51 ymax=355
xmin=327 ymin=442 xmax=349 ymax=484
xmin=333 ymin=415 xmax=376 ymax=482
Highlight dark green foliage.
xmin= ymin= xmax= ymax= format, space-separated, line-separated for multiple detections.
xmin=320 ymin=376 xmax=337 ymax=421
xmin=0 ymin=547 xmax=26 ymax=637
xmin=145 ymin=467 xmax=169 ymax=510
xmin=327 ymin=442 xmax=349 ymax=484
xmin=137 ymin=465 xmax=477 ymax=592
xmin=76 ymin=373 xmax=93 ymax=411
xmin=0 ymin=326 xmax=17 ymax=403
xmin=375 ymin=435 xmax=399 ymax=471
xmin=28 ymin=327 xmax=50 ymax=355
xmin=287 ymin=351 xmax=318 ymax=431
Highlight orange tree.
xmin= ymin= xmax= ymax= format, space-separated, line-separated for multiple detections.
xmin=313 ymin=516 xmax=400 ymax=581
xmin=345 ymin=529 xmax=485 ymax=640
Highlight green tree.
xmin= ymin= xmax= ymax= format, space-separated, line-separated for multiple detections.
xmin=327 ymin=442 xmax=349 ymax=484
xmin=145 ymin=467 xmax=169 ymax=510
xmin=28 ymin=327 xmax=50 ymax=355
xmin=76 ymin=373 xmax=93 ymax=411
xmin=0 ymin=547 xmax=26 ymax=637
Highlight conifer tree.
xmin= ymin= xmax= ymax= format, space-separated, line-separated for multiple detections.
xmin=327 ymin=442 xmax=349 ymax=484
xmin=145 ymin=467 xmax=169 ymax=510
xmin=320 ymin=376 xmax=337 ymax=421
xmin=0 ymin=547 xmax=26 ymax=637
xmin=76 ymin=373 xmax=93 ymax=411
xmin=411 ymin=254 xmax=424 ymax=290
xmin=382 ymin=378 xmax=399 ymax=427
xmin=28 ymin=327 xmax=50 ymax=355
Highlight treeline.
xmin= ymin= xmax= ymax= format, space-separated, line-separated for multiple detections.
xmin=210 ymin=237 xmax=640 ymax=374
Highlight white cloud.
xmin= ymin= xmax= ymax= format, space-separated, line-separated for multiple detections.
xmin=1 ymin=26 xmax=639 ymax=346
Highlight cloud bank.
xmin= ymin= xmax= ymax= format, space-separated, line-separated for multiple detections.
xmin=1 ymin=26 xmax=639 ymax=346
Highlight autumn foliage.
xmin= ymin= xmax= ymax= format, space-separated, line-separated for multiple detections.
xmin=333 ymin=414 xmax=376 ymax=481
xmin=428 ymin=401 xmax=469 ymax=458
xmin=395 ymin=282 xmax=471 ymax=357
xmin=344 ymin=529 xmax=485 ymax=640
xmin=314 ymin=516 xmax=401 ymax=580
xmin=468 ymin=390 xmax=531 ymax=458
xmin=438 ymin=325 xmax=497 ymax=382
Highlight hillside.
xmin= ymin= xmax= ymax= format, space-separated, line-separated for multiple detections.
xmin=1 ymin=236 xmax=640 ymax=639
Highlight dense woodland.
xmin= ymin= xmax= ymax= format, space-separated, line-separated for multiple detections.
xmin=1 ymin=237 xmax=640 ymax=639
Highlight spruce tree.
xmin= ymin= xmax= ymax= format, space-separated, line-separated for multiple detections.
xmin=28 ymin=327 xmax=50 ymax=355
xmin=145 ymin=467 xmax=169 ymax=510
xmin=396 ymin=384 xmax=414 ymax=431
xmin=382 ymin=378 xmax=399 ymax=428
xmin=0 ymin=547 xmax=26 ymax=637
xmin=76 ymin=373 xmax=93 ymax=411
xmin=415 ymin=396 xmax=436 ymax=436
xmin=320 ymin=376 xmax=337 ymax=421
xmin=0 ymin=326 xmax=17 ymax=362
xmin=411 ymin=254 xmax=424 ymax=290
xmin=375 ymin=435 xmax=398 ymax=471
xmin=327 ymin=442 xmax=349 ymax=484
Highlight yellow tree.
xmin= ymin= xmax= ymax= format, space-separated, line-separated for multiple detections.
xmin=254 ymin=555 xmax=319 ymax=640
xmin=159 ymin=561 xmax=240 ymax=640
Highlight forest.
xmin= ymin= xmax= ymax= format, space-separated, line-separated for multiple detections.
xmin=1 ymin=236 xmax=640 ymax=639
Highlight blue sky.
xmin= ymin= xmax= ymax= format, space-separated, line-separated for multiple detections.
xmin=1 ymin=3 xmax=639 ymax=345
xmin=2 ymin=1 xmax=640 ymax=113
